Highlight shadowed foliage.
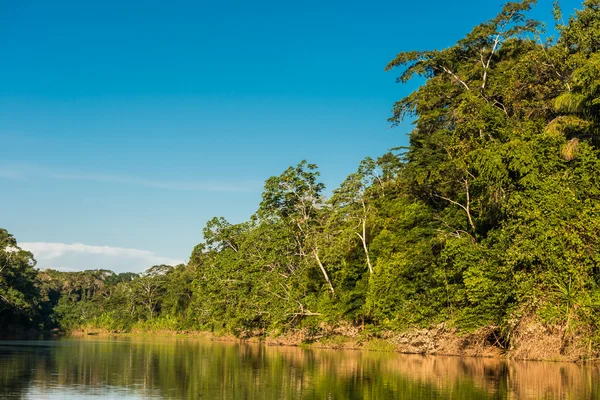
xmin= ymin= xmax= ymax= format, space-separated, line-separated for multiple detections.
xmin=3 ymin=0 xmax=600 ymax=358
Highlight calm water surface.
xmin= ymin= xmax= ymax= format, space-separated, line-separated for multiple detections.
xmin=0 ymin=337 xmax=599 ymax=399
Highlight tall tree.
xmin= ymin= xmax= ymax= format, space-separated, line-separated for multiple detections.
xmin=0 ymin=229 xmax=40 ymax=331
xmin=259 ymin=160 xmax=334 ymax=296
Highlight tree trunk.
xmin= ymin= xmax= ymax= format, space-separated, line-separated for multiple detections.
xmin=313 ymin=248 xmax=335 ymax=296
xmin=358 ymin=216 xmax=373 ymax=274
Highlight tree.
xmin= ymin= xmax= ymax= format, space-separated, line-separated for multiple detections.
xmin=259 ymin=160 xmax=334 ymax=296
xmin=133 ymin=265 xmax=173 ymax=319
xmin=330 ymin=157 xmax=390 ymax=275
xmin=0 ymin=229 xmax=40 ymax=331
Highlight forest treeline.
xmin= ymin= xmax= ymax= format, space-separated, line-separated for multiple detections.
xmin=2 ymin=1 xmax=600 ymax=353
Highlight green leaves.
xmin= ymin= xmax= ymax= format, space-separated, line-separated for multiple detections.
xmin=259 ymin=160 xmax=325 ymax=222
xmin=6 ymin=1 xmax=600 ymax=356
xmin=0 ymin=229 xmax=40 ymax=331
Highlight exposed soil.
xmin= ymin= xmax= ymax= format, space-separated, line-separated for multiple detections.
xmin=68 ymin=319 xmax=598 ymax=362
xmin=388 ymin=325 xmax=503 ymax=358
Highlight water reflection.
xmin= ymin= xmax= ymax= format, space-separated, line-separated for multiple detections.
xmin=0 ymin=337 xmax=598 ymax=399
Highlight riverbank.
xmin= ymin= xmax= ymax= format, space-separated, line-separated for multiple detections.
xmin=68 ymin=319 xmax=597 ymax=363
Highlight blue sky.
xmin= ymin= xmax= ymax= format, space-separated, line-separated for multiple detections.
xmin=0 ymin=0 xmax=581 ymax=272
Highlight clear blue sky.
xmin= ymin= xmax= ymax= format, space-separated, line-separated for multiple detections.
xmin=0 ymin=0 xmax=582 ymax=272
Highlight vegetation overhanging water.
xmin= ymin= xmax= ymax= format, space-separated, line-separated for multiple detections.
xmin=2 ymin=0 xmax=600 ymax=364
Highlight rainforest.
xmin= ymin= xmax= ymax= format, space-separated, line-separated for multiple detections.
xmin=2 ymin=0 xmax=600 ymax=361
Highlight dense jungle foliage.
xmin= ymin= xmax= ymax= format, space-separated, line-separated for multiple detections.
xmin=3 ymin=0 xmax=600 ymax=351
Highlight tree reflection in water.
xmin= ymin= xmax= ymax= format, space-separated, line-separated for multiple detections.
xmin=0 ymin=338 xmax=598 ymax=399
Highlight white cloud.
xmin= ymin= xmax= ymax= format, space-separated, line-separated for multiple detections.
xmin=0 ymin=163 xmax=259 ymax=192
xmin=20 ymin=242 xmax=185 ymax=273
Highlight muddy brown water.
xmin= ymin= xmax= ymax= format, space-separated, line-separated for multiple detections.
xmin=0 ymin=337 xmax=598 ymax=399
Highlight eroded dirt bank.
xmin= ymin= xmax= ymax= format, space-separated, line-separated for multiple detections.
xmin=71 ymin=319 xmax=598 ymax=362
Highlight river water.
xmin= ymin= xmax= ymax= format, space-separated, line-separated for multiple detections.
xmin=0 ymin=337 xmax=598 ymax=399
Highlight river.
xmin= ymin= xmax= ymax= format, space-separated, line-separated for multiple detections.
xmin=0 ymin=337 xmax=598 ymax=399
